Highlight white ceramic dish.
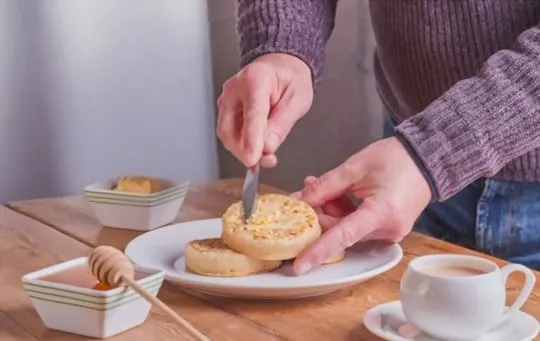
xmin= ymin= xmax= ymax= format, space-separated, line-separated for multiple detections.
xmin=125 ymin=218 xmax=403 ymax=300
xmin=22 ymin=257 xmax=165 ymax=338
xmin=363 ymin=301 xmax=540 ymax=341
xmin=84 ymin=177 xmax=190 ymax=231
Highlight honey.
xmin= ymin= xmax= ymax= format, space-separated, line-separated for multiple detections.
xmin=39 ymin=264 xmax=145 ymax=291
xmin=93 ymin=282 xmax=113 ymax=291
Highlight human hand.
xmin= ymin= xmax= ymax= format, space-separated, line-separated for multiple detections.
xmin=292 ymin=137 xmax=432 ymax=275
xmin=216 ymin=53 xmax=313 ymax=168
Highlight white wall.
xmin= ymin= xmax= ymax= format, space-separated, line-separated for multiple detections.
xmin=0 ymin=0 xmax=219 ymax=203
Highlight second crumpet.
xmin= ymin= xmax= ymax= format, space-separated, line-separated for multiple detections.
xmin=185 ymin=238 xmax=281 ymax=277
xmin=221 ymin=193 xmax=322 ymax=261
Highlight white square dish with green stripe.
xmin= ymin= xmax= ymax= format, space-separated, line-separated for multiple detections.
xmin=22 ymin=257 xmax=165 ymax=339
xmin=84 ymin=177 xmax=190 ymax=231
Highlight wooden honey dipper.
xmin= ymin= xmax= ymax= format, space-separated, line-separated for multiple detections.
xmin=89 ymin=245 xmax=210 ymax=341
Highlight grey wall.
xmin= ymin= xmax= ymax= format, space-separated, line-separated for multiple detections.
xmin=0 ymin=0 xmax=219 ymax=203
xmin=209 ymin=0 xmax=383 ymax=192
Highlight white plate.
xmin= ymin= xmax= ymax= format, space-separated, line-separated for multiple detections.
xmin=125 ymin=218 xmax=403 ymax=299
xmin=363 ymin=301 xmax=540 ymax=341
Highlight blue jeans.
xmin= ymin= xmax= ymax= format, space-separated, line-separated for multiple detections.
xmin=384 ymin=117 xmax=540 ymax=270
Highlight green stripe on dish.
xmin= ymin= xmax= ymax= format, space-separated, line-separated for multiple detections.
xmin=25 ymin=282 xmax=162 ymax=308
xmin=85 ymin=182 xmax=189 ymax=198
xmin=85 ymin=186 xmax=189 ymax=202
xmin=85 ymin=183 xmax=190 ymax=200
xmin=28 ymin=287 xmax=160 ymax=311
xmin=86 ymin=189 xmax=188 ymax=203
xmin=85 ymin=184 xmax=188 ymax=200
xmin=23 ymin=275 xmax=163 ymax=299
xmin=86 ymin=194 xmax=185 ymax=207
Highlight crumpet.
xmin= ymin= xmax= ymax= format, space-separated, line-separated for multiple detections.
xmin=221 ymin=193 xmax=322 ymax=261
xmin=184 ymin=238 xmax=282 ymax=277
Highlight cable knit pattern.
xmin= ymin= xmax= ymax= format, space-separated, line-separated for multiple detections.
xmin=236 ymin=1 xmax=540 ymax=201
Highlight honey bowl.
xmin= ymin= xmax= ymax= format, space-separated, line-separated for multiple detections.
xmin=84 ymin=176 xmax=190 ymax=231
xmin=22 ymin=257 xmax=165 ymax=338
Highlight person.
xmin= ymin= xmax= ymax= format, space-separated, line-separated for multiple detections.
xmin=216 ymin=1 xmax=540 ymax=274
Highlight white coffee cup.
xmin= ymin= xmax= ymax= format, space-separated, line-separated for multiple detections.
xmin=400 ymin=254 xmax=536 ymax=340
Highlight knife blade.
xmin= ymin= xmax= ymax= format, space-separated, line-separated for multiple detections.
xmin=242 ymin=163 xmax=260 ymax=222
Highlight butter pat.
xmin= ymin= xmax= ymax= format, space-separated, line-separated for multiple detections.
xmin=114 ymin=176 xmax=161 ymax=194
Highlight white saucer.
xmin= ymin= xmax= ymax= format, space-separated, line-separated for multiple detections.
xmin=363 ymin=301 xmax=540 ymax=341
xmin=124 ymin=218 xmax=403 ymax=299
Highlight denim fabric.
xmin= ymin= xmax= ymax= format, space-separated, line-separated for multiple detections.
xmin=384 ymin=116 xmax=540 ymax=270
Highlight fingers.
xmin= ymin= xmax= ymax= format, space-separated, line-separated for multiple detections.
xmin=241 ymin=84 xmax=271 ymax=167
xmin=263 ymin=87 xmax=308 ymax=155
xmin=216 ymin=93 xmax=242 ymax=157
xmin=289 ymin=191 xmax=302 ymax=199
xmin=300 ymin=161 xmax=362 ymax=207
xmin=316 ymin=213 xmax=340 ymax=232
xmin=217 ymin=56 xmax=311 ymax=168
xmin=244 ymin=84 xmax=308 ymax=166
xmin=320 ymin=195 xmax=357 ymax=218
xmin=260 ymin=153 xmax=278 ymax=168
xmin=217 ymin=66 xmax=273 ymax=168
xmin=293 ymin=205 xmax=379 ymax=275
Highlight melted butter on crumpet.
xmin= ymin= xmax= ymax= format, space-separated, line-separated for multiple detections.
xmin=222 ymin=194 xmax=317 ymax=239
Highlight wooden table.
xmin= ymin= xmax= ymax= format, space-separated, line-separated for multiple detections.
xmin=1 ymin=179 xmax=539 ymax=341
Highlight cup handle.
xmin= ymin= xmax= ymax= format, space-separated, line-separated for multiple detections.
xmin=500 ymin=263 xmax=536 ymax=319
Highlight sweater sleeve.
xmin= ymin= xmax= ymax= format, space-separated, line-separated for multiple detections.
xmin=395 ymin=23 xmax=540 ymax=201
xmin=236 ymin=0 xmax=338 ymax=89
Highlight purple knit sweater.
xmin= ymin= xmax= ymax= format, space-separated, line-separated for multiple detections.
xmin=236 ymin=0 xmax=540 ymax=201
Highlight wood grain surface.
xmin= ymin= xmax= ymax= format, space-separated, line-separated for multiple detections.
xmin=4 ymin=179 xmax=540 ymax=340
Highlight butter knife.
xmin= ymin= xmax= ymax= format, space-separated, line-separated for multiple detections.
xmin=242 ymin=163 xmax=260 ymax=222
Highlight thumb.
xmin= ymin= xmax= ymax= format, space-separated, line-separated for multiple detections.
xmin=293 ymin=204 xmax=379 ymax=275
xmin=264 ymin=87 xmax=308 ymax=155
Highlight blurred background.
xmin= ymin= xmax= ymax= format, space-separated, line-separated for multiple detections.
xmin=0 ymin=0 xmax=382 ymax=204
